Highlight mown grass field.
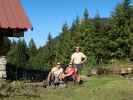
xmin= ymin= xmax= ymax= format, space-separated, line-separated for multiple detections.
xmin=0 ymin=75 xmax=133 ymax=100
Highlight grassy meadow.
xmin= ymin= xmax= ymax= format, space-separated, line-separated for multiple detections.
xmin=0 ymin=75 xmax=133 ymax=100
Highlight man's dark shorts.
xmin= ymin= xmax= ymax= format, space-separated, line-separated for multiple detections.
xmin=74 ymin=64 xmax=83 ymax=71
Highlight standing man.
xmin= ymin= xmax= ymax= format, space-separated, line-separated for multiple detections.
xmin=70 ymin=47 xmax=87 ymax=83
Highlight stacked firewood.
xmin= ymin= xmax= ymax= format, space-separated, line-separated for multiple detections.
xmin=90 ymin=67 xmax=133 ymax=76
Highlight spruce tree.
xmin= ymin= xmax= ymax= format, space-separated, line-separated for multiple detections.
xmin=27 ymin=38 xmax=38 ymax=69
xmin=7 ymin=39 xmax=28 ymax=68
xmin=83 ymin=8 xmax=89 ymax=21
xmin=56 ymin=22 xmax=73 ymax=64
xmin=109 ymin=0 xmax=133 ymax=59
xmin=0 ymin=37 xmax=11 ymax=56
xmin=46 ymin=33 xmax=55 ymax=67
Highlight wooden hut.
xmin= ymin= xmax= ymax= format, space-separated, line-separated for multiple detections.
xmin=0 ymin=0 xmax=32 ymax=79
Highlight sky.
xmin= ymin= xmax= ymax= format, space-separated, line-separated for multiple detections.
xmin=14 ymin=0 xmax=132 ymax=48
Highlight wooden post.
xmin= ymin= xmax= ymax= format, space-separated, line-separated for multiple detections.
xmin=0 ymin=35 xmax=7 ymax=79
xmin=0 ymin=35 xmax=4 ymax=56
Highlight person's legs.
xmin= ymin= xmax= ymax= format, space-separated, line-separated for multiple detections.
xmin=47 ymin=72 xmax=52 ymax=86
xmin=75 ymin=64 xmax=83 ymax=83
xmin=54 ymin=74 xmax=60 ymax=83
xmin=58 ymin=74 xmax=65 ymax=84
xmin=48 ymin=73 xmax=55 ymax=86
xmin=76 ymin=73 xmax=80 ymax=83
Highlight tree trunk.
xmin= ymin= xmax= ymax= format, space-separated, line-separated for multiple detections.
xmin=0 ymin=35 xmax=4 ymax=56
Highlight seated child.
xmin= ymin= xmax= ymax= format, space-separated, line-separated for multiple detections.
xmin=47 ymin=62 xmax=63 ymax=85
xmin=62 ymin=63 xmax=77 ymax=82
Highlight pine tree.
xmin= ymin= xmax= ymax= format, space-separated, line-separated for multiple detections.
xmin=0 ymin=37 xmax=11 ymax=56
xmin=109 ymin=0 xmax=133 ymax=59
xmin=7 ymin=39 xmax=28 ymax=68
xmin=27 ymin=38 xmax=38 ymax=68
xmin=70 ymin=16 xmax=81 ymax=46
xmin=83 ymin=8 xmax=89 ymax=21
xmin=56 ymin=22 xmax=73 ymax=64
xmin=46 ymin=33 xmax=55 ymax=67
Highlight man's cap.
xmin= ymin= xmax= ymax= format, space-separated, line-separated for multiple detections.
xmin=75 ymin=46 xmax=80 ymax=49
xmin=57 ymin=62 xmax=61 ymax=65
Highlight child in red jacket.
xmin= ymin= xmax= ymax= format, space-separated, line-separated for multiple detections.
xmin=62 ymin=63 xmax=77 ymax=82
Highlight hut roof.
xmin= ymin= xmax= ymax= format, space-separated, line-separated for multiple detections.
xmin=0 ymin=0 xmax=32 ymax=29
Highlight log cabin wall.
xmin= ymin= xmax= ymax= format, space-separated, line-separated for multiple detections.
xmin=0 ymin=56 xmax=7 ymax=79
xmin=0 ymin=34 xmax=7 ymax=79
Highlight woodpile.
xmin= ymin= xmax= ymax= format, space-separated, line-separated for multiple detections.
xmin=90 ymin=67 xmax=133 ymax=76
xmin=91 ymin=68 xmax=104 ymax=75
xmin=120 ymin=68 xmax=133 ymax=75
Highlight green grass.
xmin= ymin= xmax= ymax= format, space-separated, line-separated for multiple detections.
xmin=1 ymin=75 xmax=133 ymax=100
